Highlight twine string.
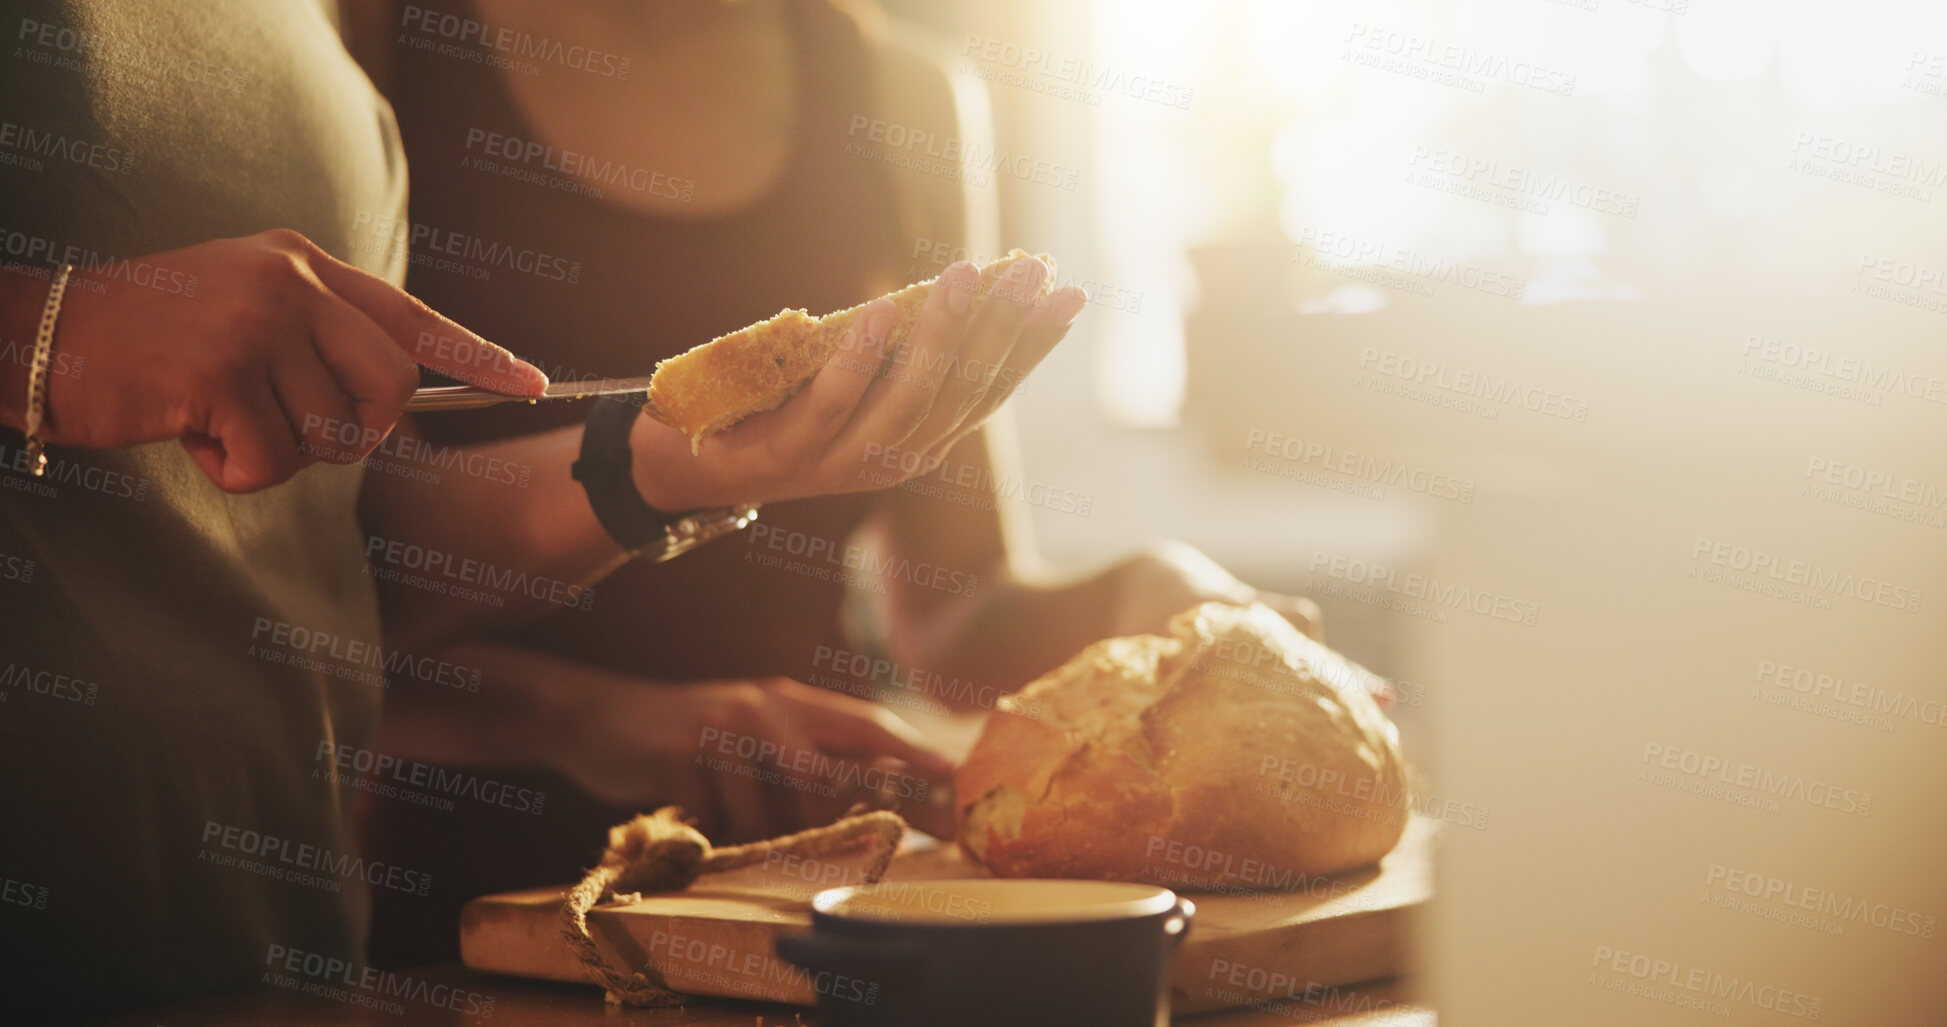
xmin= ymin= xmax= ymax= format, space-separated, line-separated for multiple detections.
xmin=559 ymin=806 xmax=906 ymax=1006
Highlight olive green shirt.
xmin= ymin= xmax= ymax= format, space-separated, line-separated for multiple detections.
xmin=0 ymin=0 xmax=407 ymax=1015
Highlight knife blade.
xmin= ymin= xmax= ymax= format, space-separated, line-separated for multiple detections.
xmin=406 ymin=375 xmax=656 ymax=412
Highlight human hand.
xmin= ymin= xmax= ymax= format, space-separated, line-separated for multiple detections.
xmin=1107 ymin=539 xmax=1324 ymax=642
xmin=6 ymin=230 xmax=546 ymax=492
xmin=562 ymin=675 xmax=958 ymax=843
xmin=1102 ymin=542 xmax=1402 ymax=706
xmin=629 ymin=258 xmax=1085 ymax=511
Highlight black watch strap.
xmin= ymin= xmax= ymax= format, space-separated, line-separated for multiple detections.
xmin=571 ymin=395 xmax=759 ymax=561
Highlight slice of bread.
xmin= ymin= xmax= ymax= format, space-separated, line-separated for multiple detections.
xmin=646 ymin=249 xmax=1055 ymax=451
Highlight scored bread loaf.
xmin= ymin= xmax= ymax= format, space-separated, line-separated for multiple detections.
xmin=647 ymin=249 xmax=1056 ymax=451
xmin=956 ymin=602 xmax=1409 ymax=888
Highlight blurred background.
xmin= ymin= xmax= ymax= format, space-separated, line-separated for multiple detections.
xmin=876 ymin=0 xmax=1947 ymax=1021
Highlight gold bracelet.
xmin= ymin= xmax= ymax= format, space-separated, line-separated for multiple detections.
xmin=23 ymin=263 xmax=72 ymax=477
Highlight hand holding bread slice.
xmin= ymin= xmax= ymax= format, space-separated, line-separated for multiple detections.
xmin=648 ymin=250 xmax=1059 ymax=452
xmin=623 ymin=250 xmax=1079 ymax=514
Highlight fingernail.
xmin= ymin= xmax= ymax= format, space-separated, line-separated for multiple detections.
xmin=1020 ymin=257 xmax=1048 ymax=291
xmin=1056 ymin=286 xmax=1088 ymax=324
xmin=945 ymin=262 xmax=976 ymax=316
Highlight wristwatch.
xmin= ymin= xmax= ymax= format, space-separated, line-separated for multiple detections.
xmin=570 ymin=393 xmax=759 ymax=562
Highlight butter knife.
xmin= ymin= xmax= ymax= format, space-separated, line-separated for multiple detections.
xmin=407 ymin=375 xmax=656 ymax=412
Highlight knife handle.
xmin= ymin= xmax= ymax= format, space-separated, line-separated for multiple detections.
xmin=406 ymin=385 xmax=534 ymax=412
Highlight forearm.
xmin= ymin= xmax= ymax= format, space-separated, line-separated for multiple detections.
xmin=884 ymin=555 xmax=1132 ymax=688
xmin=358 ymin=421 xmax=632 ymax=651
xmin=374 ymin=637 xmax=624 ymax=770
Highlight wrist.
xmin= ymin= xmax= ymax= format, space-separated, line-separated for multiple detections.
xmin=0 ymin=268 xmax=50 ymax=431
xmin=629 ymin=411 xmax=733 ymax=511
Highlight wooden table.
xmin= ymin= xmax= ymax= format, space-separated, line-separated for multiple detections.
xmin=76 ymin=964 xmax=1432 ymax=1026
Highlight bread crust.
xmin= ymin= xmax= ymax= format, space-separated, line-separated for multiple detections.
xmin=955 ymin=603 xmax=1410 ymax=888
xmin=647 ymin=250 xmax=1055 ymax=450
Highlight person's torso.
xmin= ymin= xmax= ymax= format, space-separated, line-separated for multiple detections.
xmin=0 ymin=0 xmax=406 ymax=1014
xmin=386 ymin=0 xmax=911 ymax=680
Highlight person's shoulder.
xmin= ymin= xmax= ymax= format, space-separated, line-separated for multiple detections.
xmin=859 ymin=19 xmax=997 ymax=253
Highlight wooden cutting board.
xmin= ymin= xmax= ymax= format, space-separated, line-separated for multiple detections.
xmin=460 ymin=816 xmax=1434 ymax=1015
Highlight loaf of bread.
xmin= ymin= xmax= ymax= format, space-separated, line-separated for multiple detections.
xmin=956 ymin=602 xmax=1409 ymax=888
xmin=647 ymin=250 xmax=1056 ymax=451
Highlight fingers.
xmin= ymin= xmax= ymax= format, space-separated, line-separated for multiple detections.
xmin=825 ymin=299 xmax=943 ymax=456
xmin=756 ymin=301 xmax=892 ymax=456
xmin=295 ymin=236 xmax=547 ymax=396
xmin=928 ymin=285 xmax=1084 ymax=460
xmin=196 ymin=378 xmax=304 ymax=492
xmin=710 ymin=682 xmax=839 ymax=841
xmin=269 ymin=345 xmax=365 ymax=464
xmin=1259 ymin=590 xmax=1324 ymax=641
xmin=776 ymin=682 xmax=956 ymax=779
xmin=304 ymin=291 xmax=421 ymax=453
xmin=891 ymin=261 xmax=988 ymax=447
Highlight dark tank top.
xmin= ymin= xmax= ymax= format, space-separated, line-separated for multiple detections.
xmin=393 ymin=0 xmax=909 ymax=681
xmin=367 ymin=0 xmax=912 ymax=965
